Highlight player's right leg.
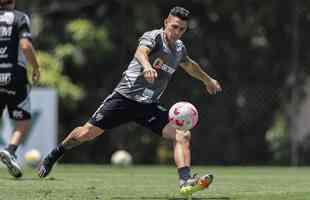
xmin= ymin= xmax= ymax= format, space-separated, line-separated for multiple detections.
xmin=37 ymin=123 xmax=104 ymax=178
xmin=38 ymin=92 xmax=133 ymax=178
xmin=0 ymin=120 xmax=29 ymax=178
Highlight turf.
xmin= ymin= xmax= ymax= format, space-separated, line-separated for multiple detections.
xmin=0 ymin=165 xmax=309 ymax=200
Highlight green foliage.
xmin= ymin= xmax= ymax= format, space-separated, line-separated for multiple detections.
xmin=54 ymin=44 xmax=76 ymax=60
xmin=66 ymin=19 xmax=113 ymax=52
xmin=33 ymin=51 xmax=84 ymax=104
xmin=28 ymin=18 xmax=116 ymax=108
xmin=55 ymin=44 xmax=85 ymax=66
xmin=19 ymin=0 xmax=310 ymax=164
xmin=266 ymin=113 xmax=289 ymax=164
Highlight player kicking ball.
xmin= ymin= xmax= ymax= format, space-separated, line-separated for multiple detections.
xmin=169 ymin=102 xmax=215 ymax=198
xmin=37 ymin=6 xmax=221 ymax=197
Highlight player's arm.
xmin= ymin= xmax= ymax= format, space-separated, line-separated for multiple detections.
xmin=180 ymin=56 xmax=221 ymax=94
xmin=134 ymin=46 xmax=157 ymax=83
xmin=18 ymin=14 xmax=40 ymax=84
xmin=20 ymin=38 xmax=40 ymax=83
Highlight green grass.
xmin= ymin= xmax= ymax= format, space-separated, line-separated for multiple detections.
xmin=0 ymin=165 xmax=310 ymax=200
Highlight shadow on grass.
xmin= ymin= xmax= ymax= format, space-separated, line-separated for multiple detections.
xmin=0 ymin=176 xmax=61 ymax=181
xmin=0 ymin=176 xmax=38 ymax=181
xmin=112 ymin=197 xmax=230 ymax=200
xmin=20 ymin=177 xmax=60 ymax=181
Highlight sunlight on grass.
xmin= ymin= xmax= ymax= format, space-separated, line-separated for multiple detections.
xmin=0 ymin=165 xmax=309 ymax=200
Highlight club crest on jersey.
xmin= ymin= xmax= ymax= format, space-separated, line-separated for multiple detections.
xmin=152 ymin=58 xmax=175 ymax=74
xmin=0 ymin=12 xmax=14 ymax=25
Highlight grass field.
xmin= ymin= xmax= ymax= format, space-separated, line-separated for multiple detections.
xmin=0 ymin=165 xmax=310 ymax=200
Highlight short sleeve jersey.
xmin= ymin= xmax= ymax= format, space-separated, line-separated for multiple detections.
xmin=115 ymin=29 xmax=188 ymax=103
xmin=0 ymin=10 xmax=32 ymax=87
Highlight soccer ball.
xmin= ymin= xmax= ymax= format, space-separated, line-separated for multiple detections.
xmin=24 ymin=149 xmax=41 ymax=167
xmin=111 ymin=150 xmax=133 ymax=166
xmin=169 ymin=102 xmax=199 ymax=130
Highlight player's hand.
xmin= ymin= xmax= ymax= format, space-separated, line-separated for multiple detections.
xmin=205 ymin=78 xmax=222 ymax=95
xmin=143 ymin=67 xmax=158 ymax=83
xmin=32 ymin=68 xmax=40 ymax=84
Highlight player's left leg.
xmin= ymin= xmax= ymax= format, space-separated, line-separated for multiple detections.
xmin=162 ymin=124 xmax=192 ymax=184
xmin=135 ymin=104 xmax=195 ymax=187
xmin=162 ymin=124 xmax=213 ymax=197
xmin=135 ymin=103 xmax=213 ymax=196
xmin=135 ymin=104 xmax=201 ymax=192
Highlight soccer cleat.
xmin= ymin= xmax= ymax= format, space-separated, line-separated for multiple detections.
xmin=0 ymin=149 xmax=22 ymax=178
xmin=37 ymin=155 xmax=56 ymax=178
xmin=180 ymin=173 xmax=214 ymax=197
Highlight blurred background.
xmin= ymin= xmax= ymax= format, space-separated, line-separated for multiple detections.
xmin=7 ymin=0 xmax=310 ymax=166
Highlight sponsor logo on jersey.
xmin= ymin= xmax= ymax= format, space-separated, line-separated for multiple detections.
xmin=0 ymin=88 xmax=15 ymax=95
xmin=0 ymin=46 xmax=8 ymax=58
xmin=0 ymin=73 xmax=11 ymax=86
xmin=176 ymin=43 xmax=183 ymax=52
xmin=152 ymin=58 xmax=176 ymax=74
xmin=0 ymin=26 xmax=12 ymax=37
xmin=142 ymin=88 xmax=154 ymax=99
xmin=0 ymin=63 xmax=12 ymax=68
xmin=94 ymin=113 xmax=103 ymax=122
xmin=0 ymin=12 xmax=14 ymax=25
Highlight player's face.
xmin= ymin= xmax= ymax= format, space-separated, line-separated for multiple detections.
xmin=164 ymin=15 xmax=187 ymax=44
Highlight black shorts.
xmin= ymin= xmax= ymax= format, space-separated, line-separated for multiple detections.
xmin=89 ymin=92 xmax=169 ymax=136
xmin=0 ymin=85 xmax=31 ymax=120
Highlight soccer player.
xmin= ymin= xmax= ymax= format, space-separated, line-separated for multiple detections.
xmin=38 ymin=6 xmax=221 ymax=196
xmin=0 ymin=0 xmax=41 ymax=178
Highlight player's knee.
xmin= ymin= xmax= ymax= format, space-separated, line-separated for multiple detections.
xmin=175 ymin=130 xmax=191 ymax=144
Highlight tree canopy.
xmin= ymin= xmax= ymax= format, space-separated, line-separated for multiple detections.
xmin=17 ymin=0 xmax=310 ymax=165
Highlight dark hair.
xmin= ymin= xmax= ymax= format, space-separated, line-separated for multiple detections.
xmin=169 ymin=6 xmax=190 ymax=20
xmin=0 ymin=0 xmax=14 ymax=6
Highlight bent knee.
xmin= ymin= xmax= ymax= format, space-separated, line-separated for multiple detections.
xmin=175 ymin=130 xmax=191 ymax=144
xmin=163 ymin=124 xmax=191 ymax=143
